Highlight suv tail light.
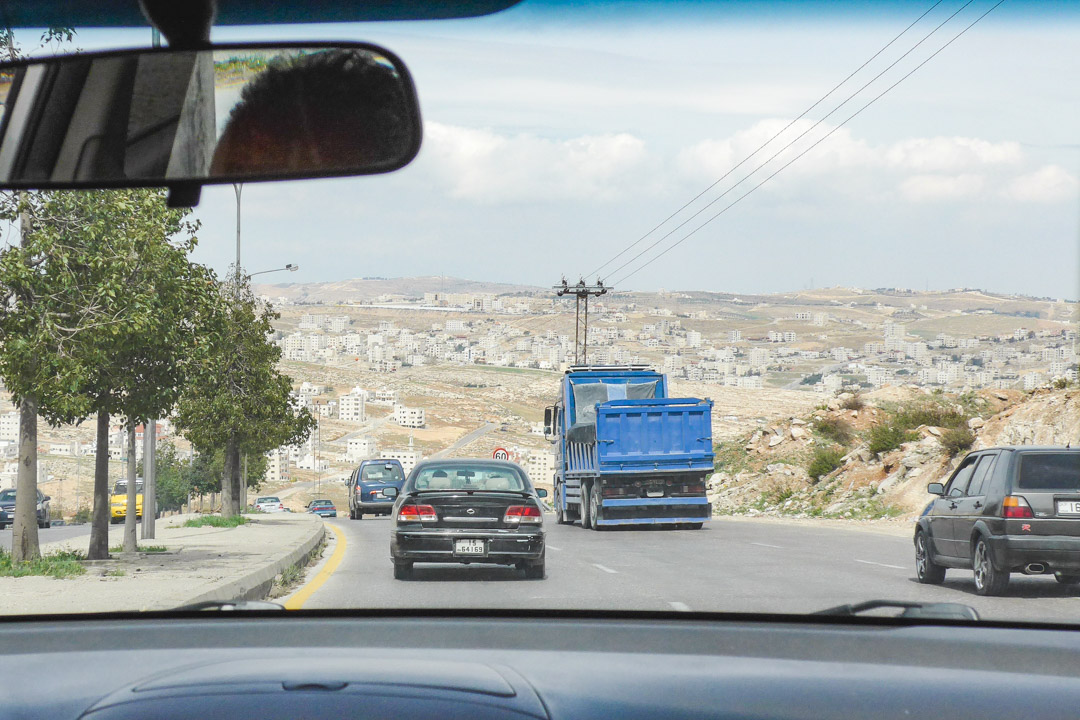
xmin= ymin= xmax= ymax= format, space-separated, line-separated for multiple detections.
xmin=504 ymin=505 xmax=543 ymax=524
xmin=397 ymin=504 xmax=436 ymax=522
xmin=1002 ymin=495 xmax=1033 ymax=519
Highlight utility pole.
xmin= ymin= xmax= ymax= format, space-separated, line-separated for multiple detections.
xmin=141 ymin=419 xmax=156 ymax=539
xmin=553 ymin=278 xmax=609 ymax=365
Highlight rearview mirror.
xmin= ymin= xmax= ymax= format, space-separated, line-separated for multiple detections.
xmin=0 ymin=42 xmax=421 ymax=203
xmin=543 ymin=407 xmax=553 ymax=435
xmin=536 ymin=488 xmax=549 ymax=499
xmin=926 ymin=483 xmax=945 ymax=496
xmin=382 ymin=487 xmax=399 ymax=498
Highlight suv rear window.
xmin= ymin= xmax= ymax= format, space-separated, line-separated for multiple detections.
xmin=1017 ymin=453 xmax=1080 ymax=491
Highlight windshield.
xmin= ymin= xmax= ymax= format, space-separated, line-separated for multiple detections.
xmin=411 ymin=464 xmax=528 ymax=492
xmin=1018 ymin=454 xmax=1080 ymax=491
xmin=0 ymin=489 xmax=14 ymax=502
xmin=0 ymin=0 xmax=1078 ymax=626
xmin=361 ymin=465 xmax=405 ymax=483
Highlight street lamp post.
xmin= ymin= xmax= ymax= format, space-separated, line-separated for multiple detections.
xmin=247 ymin=264 xmax=299 ymax=280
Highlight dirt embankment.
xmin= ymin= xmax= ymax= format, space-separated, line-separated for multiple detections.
xmin=708 ymin=385 xmax=1080 ymax=523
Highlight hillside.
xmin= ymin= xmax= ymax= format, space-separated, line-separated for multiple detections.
xmin=708 ymin=383 xmax=1080 ymax=522
xmin=253 ymin=276 xmax=543 ymax=303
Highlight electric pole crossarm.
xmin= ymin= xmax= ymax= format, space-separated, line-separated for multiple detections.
xmin=552 ymin=278 xmax=611 ymax=365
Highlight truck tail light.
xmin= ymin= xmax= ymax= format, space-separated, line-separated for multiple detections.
xmin=1003 ymin=495 xmax=1033 ymax=519
xmin=504 ymin=505 xmax=543 ymax=524
xmin=397 ymin=504 xmax=436 ymax=522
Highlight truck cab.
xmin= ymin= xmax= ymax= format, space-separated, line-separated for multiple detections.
xmin=545 ymin=365 xmax=714 ymax=530
xmin=348 ymin=459 xmax=406 ymax=519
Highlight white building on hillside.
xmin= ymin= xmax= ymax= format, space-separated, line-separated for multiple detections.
xmin=382 ymin=449 xmax=421 ymax=475
xmin=394 ymin=405 xmax=426 ymax=428
xmin=346 ymin=437 xmax=377 ymax=462
xmin=338 ymin=391 xmax=366 ymax=423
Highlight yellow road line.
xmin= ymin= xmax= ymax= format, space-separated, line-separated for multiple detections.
xmin=285 ymin=522 xmax=346 ymax=610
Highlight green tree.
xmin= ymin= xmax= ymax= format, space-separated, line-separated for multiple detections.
xmin=0 ymin=189 xmax=217 ymax=559
xmin=177 ymin=277 xmax=313 ymax=516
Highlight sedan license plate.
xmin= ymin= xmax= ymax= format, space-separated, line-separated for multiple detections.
xmin=454 ymin=539 xmax=486 ymax=556
xmin=1057 ymin=501 xmax=1080 ymax=516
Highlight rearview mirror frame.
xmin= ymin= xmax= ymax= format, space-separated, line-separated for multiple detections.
xmin=0 ymin=41 xmax=423 ymax=206
xmin=926 ymin=483 xmax=945 ymax=496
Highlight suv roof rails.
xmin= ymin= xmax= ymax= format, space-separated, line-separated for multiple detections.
xmin=566 ymin=364 xmax=653 ymax=373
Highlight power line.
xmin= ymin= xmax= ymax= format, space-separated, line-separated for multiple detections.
xmin=584 ymin=0 xmax=946 ymax=281
xmin=611 ymin=0 xmax=1007 ymax=287
xmin=601 ymin=0 xmax=977 ymax=285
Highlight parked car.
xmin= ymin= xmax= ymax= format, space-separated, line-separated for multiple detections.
xmin=915 ymin=446 xmax=1080 ymax=595
xmin=254 ymin=497 xmax=286 ymax=513
xmin=348 ymin=459 xmax=406 ymax=519
xmin=0 ymin=488 xmax=51 ymax=529
xmin=309 ymin=502 xmax=337 ymax=518
xmin=390 ymin=459 xmax=547 ymax=580
xmin=306 ymin=499 xmax=333 ymax=509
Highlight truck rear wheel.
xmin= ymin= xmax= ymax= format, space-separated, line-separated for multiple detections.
xmin=580 ymin=482 xmax=592 ymax=529
xmin=589 ymin=483 xmax=604 ymax=531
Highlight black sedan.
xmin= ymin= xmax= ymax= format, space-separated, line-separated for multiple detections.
xmin=390 ymin=459 xmax=547 ymax=580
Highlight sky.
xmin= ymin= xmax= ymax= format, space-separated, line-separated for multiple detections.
xmin=22 ymin=1 xmax=1080 ymax=298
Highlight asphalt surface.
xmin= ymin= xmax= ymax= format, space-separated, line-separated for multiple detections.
xmin=430 ymin=422 xmax=498 ymax=458
xmin=0 ymin=523 xmax=90 ymax=552
xmin=298 ymin=515 xmax=1080 ymax=623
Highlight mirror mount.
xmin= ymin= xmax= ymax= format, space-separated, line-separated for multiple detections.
xmin=166 ymin=181 xmax=202 ymax=208
xmin=139 ymin=0 xmax=216 ymax=50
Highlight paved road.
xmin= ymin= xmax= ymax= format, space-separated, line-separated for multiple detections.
xmin=0 ymin=523 xmax=91 ymax=552
xmin=429 ymin=422 xmax=497 ymax=459
xmin=297 ymin=516 xmax=1080 ymax=623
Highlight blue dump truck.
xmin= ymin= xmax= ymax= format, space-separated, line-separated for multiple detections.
xmin=544 ymin=365 xmax=714 ymax=529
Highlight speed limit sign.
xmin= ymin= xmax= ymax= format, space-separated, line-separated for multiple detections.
xmin=492 ymin=448 xmax=510 ymax=461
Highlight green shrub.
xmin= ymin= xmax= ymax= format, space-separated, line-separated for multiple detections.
xmin=814 ymin=416 xmax=854 ymax=446
xmin=893 ymin=403 xmax=966 ymax=430
xmin=0 ymin=549 xmax=85 ymax=578
xmin=183 ymin=515 xmax=248 ymax=528
xmin=808 ymin=445 xmax=846 ymax=481
xmin=868 ymin=424 xmax=918 ymax=456
xmin=72 ymin=507 xmax=91 ymax=524
xmin=940 ymin=426 xmax=975 ymax=457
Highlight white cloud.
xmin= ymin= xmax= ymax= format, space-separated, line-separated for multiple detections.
xmin=884 ymin=137 xmax=1023 ymax=172
xmin=419 ymin=122 xmax=649 ymax=204
xmin=1002 ymin=165 xmax=1079 ymax=204
xmin=900 ymin=174 xmax=985 ymax=202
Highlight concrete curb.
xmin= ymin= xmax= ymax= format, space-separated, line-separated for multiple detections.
xmin=177 ymin=520 xmax=326 ymax=607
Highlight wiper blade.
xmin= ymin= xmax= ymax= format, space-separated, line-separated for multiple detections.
xmin=175 ymin=600 xmax=286 ymax=612
xmin=814 ymin=599 xmax=979 ymax=621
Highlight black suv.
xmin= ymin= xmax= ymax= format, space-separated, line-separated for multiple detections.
xmin=915 ymin=446 xmax=1080 ymax=595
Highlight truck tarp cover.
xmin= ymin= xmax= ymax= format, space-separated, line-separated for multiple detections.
xmin=568 ymin=380 xmax=658 ymax=444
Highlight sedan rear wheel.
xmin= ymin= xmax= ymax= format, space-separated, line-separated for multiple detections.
xmin=1055 ymin=572 xmax=1080 ymax=585
xmin=915 ymin=530 xmax=946 ymax=584
xmin=973 ymin=537 xmax=1008 ymax=596
xmin=393 ymin=561 xmax=412 ymax=580
xmin=522 ymin=558 xmax=545 ymax=580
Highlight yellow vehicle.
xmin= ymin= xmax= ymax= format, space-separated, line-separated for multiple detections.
xmin=110 ymin=480 xmax=144 ymax=524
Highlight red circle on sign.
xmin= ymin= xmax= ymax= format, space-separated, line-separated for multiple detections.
xmin=492 ymin=448 xmax=510 ymax=460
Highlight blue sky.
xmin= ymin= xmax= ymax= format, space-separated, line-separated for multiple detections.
xmin=28 ymin=1 xmax=1080 ymax=298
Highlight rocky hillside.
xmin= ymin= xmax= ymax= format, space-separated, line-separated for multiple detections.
xmin=709 ymin=384 xmax=1080 ymax=522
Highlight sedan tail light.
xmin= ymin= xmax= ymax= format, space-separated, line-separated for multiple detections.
xmin=1002 ymin=495 xmax=1033 ymax=519
xmin=504 ymin=505 xmax=543 ymax=524
xmin=397 ymin=504 xmax=436 ymax=522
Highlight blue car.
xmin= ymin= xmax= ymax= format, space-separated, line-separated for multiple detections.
xmin=309 ymin=502 xmax=337 ymax=518
xmin=349 ymin=459 xmax=406 ymax=519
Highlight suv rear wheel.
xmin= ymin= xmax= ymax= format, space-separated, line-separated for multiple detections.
xmin=1054 ymin=572 xmax=1080 ymax=585
xmin=914 ymin=530 xmax=946 ymax=584
xmin=973 ymin=537 xmax=1009 ymax=596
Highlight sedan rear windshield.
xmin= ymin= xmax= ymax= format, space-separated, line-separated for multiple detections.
xmin=413 ymin=466 xmax=527 ymax=492
xmin=257 ymin=497 xmax=280 ymax=503
xmin=361 ymin=464 xmax=405 ymax=483
xmin=1017 ymin=453 xmax=1080 ymax=491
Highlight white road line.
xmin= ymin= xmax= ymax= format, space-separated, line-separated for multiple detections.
xmin=546 ymin=545 xmax=562 ymax=551
xmin=592 ymin=563 xmax=619 ymax=574
xmin=750 ymin=542 xmax=783 ymax=549
xmin=854 ymin=559 xmax=906 ymax=570
xmin=669 ymin=602 xmax=692 ymax=612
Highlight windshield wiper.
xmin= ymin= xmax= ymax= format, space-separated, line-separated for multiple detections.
xmin=175 ymin=600 xmax=286 ymax=612
xmin=814 ymin=600 xmax=979 ymax=621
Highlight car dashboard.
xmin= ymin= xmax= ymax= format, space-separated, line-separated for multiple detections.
xmin=3 ymin=611 xmax=1080 ymax=719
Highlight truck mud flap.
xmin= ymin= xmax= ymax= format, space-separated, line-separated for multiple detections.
xmin=597 ymin=497 xmax=711 ymax=524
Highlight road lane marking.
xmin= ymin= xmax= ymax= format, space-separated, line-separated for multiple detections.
xmin=285 ymin=523 xmax=346 ymax=610
xmin=669 ymin=602 xmax=692 ymax=612
xmin=592 ymin=563 xmax=618 ymax=574
xmin=854 ymin=559 xmax=906 ymax=570
xmin=546 ymin=545 xmax=562 ymax=551
xmin=750 ymin=542 xmax=783 ymax=549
